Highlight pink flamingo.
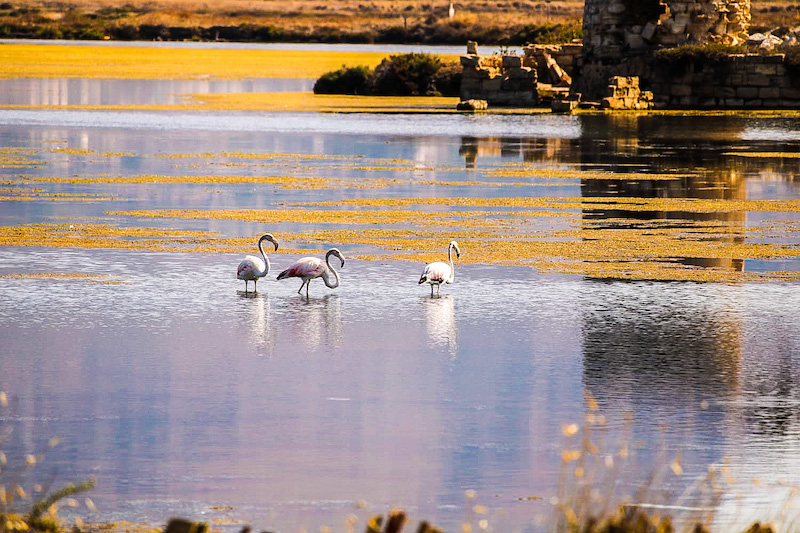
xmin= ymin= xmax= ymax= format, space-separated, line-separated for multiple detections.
xmin=277 ymin=248 xmax=345 ymax=298
xmin=237 ymin=233 xmax=279 ymax=292
xmin=419 ymin=240 xmax=460 ymax=297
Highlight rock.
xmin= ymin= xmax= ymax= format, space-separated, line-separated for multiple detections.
xmin=165 ymin=519 xmax=207 ymax=533
xmin=759 ymin=34 xmax=783 ymax=51
xmin=502 ymin=55 xmax=523 ymax=69
xmin=466 ymin=41 xmax=478 ymax=55
xmin=551 ymin=99 xmax=578 ymax=112
xmin=456 ymin=99 xmax=488 ymax=111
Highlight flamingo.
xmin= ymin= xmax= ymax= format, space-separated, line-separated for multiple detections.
xmin=419 ymin=240 xmax=460 ymax=297
xmin=237 ymin=233 xmax=279 ymax=292
xmin=277 ymin=248 xmax=345 ymax=298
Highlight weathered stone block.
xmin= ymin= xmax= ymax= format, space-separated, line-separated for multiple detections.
xmin=642 ymin=22 xmax=657 ymax=41
xmin=467 ymin=41 xmax=478 ymax=55
xmin=763 ymin=99 xmax=781 ymax=108
xmin=456 ymin=99 xmax=487 ymax=111
xmin=460 ymin=56 xmax=480 ymax=68
xmin=715 ymin=86 xmax=736 ymax=98
xmin=747 ymin=73 xmax=771 ymax=86
xmin=780 ymin=99 xmax=800 ymax=108
xmin=482 ymin=78 xmax=502 ymax=91
xmin=736 ymin=86 xmax=759 ymax=98
xmin=505 ymin=66 xmax=535 ymax=79
xmin=759 ymin=86 xmax=780 ymax=99
xmin=781 ymin=87 xmax=800 ymax=99
xmin=743 ymin=98 xmax=763 ymax=108
xmin=502 ymin=55 xmax=523 ymax=69
xmin=725 ymin=98 xmax=745 ymax=107
xmin=753 ymin=63 xmax=777 ymax=75
xmin=671 ymin=84 xmax=693 ymax=96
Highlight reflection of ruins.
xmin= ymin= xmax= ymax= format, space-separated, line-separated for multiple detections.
xmin=578 ymin=113 xmax=747 ymax=273
xmin=457 ymin=114 xmax=800 ymax=274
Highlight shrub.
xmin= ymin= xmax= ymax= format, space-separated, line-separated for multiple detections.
xmin=511 ymin=22 xmax=582 ymax=45
xmin=785 ymin=46 xmax=800 ymax=75
xmin=372 ymin=52 xmax=441 ymax=96
xmin=313 ymin=65 xmax=373 ymax=95
xmin=431 ymin=59 xmax=462 ymax=96
xmin=652 ymin=43 xmax=745 ymax=76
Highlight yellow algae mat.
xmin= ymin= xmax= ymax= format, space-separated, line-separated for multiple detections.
xmin=0 ymin=44 xmax=439 ymax=80
xmin=3 ymin=148 xmax=800 ymax=282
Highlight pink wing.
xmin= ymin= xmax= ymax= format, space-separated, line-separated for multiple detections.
xmin=285 ymin=257 xmax=324 ymax=278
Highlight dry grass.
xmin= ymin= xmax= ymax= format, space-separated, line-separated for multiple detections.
xmin=0 ymin=0 xmax=794 ymax=43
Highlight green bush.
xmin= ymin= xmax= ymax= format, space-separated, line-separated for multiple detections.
xmin=784 ymin=46 xmax=800 ymax=75
xmin=313 ymin=65 xmax=373 ymax=95
xmin=652 ymin=43 xmax=744 ymax=76
xmin=372 ymin=52 xmax=441 ymax=96
xmin=313 ymin=53 xmax=458 ymax=97
xmin=511 ymin=22 xmax=582 ymax=45
xmin=431 ymin=59 xmax=462 ymax=97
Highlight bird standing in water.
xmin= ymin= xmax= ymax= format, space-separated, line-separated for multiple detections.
xmin=237 ymin=233 xmax=279 ymax=292
xmin=277 ymin=248 xmax=345 ymax=298
xmin=419 ymin=240 xmax=460 ymax=297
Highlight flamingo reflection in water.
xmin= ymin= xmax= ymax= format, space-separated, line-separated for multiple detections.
xmin=425 ymin=295 xmax=457 ymax=358
xmin=277 ymin=248 xmax=345 ymax=298
xmin=237 ymin=233 xmax=279 ymax=293
xmin=419 ymin=240 xmax=460 ymax=297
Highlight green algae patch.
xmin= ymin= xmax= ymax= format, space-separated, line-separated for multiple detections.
xmin=0 ymin=44 xmax=435 ymax=81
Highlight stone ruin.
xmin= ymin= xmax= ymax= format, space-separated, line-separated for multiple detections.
xmin=459 ymin=42 xmax=582 ymax=107
xmin=582 ymin=0 xmax=751 ymax=59
xmin=458 ymin=0 xmax=800 ymax=110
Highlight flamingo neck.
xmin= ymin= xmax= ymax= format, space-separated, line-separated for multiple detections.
xmin=447 ymin=245 xmax=456 ymax=282
xmin=323 ymin=252 xmax=340 ymax=288
xmin=258 ymin=237 xmax=271 ymax=275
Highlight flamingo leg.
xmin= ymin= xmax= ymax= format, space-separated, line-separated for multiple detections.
xmin=244 ymin=280 xmax=249 ymax=292
xmin=297 ymin=280 xmax=306 ymax=295
xmin=430 ymin=283 xmax=434 ymax=297
xmin=305 ymin=281 xmax=311 ymax=298
xmin=253 ymin=279 xmax=258 ymax=292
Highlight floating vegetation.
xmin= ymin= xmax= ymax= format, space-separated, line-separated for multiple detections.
xmin=0 ymin=272 xmax=127 ymax=284
xmin=0 ymin=44 xmax=434 ymax=81
xmin=0 ymin=187 xmax=116 ymax=202
xmin=485 ymin=168 xmax=688 ymax=181
xmin=723 ymin=152 xmax=800 ymax=159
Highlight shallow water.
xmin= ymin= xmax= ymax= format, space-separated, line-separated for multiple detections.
xmin=2 ymin=62 xmax=800 ymax=532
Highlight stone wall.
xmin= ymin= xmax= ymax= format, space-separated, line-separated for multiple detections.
xmin=650 ymin=53 xmax=800 ymax=108
xmin=460 ymin=52 xmax=538 ymax=106
xmin=583 ymin=0 xmax=751 ymax=59
xmin=524 ymin=43 xmax=583 ymax=81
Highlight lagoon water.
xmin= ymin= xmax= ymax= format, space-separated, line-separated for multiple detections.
xmin=2 ymin=50 xmax=800 ymax=532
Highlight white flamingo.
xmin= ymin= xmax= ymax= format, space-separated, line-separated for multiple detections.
xmin=277 ymin=248 xmax=345 ymax=298
xmin=237 ymin=233 xmax=279 ymax=292
xmin=419 ymin=240 xmax=460 ymax=297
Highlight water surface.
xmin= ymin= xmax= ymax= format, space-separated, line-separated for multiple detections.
xmin=2 ymin=68 xmax=800 ymax=532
